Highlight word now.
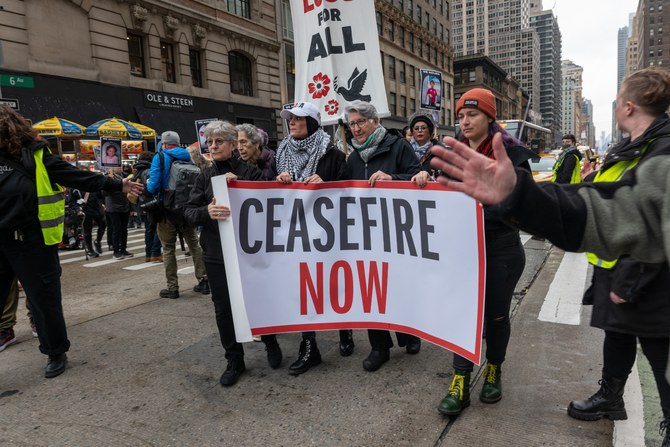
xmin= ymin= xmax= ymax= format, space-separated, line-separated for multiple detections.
xmin=300 ymin=260 xmax=388 ymax=315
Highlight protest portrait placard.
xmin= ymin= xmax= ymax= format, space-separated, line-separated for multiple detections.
xmin=100 ymin=137 xmax=122 ymax=168
xmin=195 ymin=118 xmax=217 ymax=153
xmin=213 ymin=179 xmax=486 ymax=364
xmin=420 ymin=69 xmax=442 ymax=111
xmin=289 ymin=0 xmax=389 ymax=125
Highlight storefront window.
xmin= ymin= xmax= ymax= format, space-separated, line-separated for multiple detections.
xmin=229 ymin=51 xmax=254 ymax=96
xmin=127 ymin=33 xmax=145 ymax=77
xmin=161 ymin=42 xmax=176 ymax=83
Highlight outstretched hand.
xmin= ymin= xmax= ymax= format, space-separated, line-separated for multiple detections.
xmin=122 ymin=178 xmax=144 ymax=197
xmin=429 ymin=133 xmax=517 ymax=205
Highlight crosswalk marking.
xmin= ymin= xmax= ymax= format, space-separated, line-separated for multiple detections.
xmin=123 ymin=255 xmax=189 ymax=271
xmin=520 ymin=234 xmax=531 ymax=245
xmin=614 ymin=358 xmax=645 ymax=447
xmin=538 ymin=252 xmax=589 ymax=325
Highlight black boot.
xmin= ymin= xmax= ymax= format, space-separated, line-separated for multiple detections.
xmin=661 ymin=417 xmax=670 ymax=447
xmin=567 ymin=377 xmax=628 ymax=421
xmin=339 ymin=330 xmax=354 ymax=356
xmin=45 ymin=353 xmax=68 ymax=378
xmin=362 ymin=348 xmax=390 ymax=372
xmin=288 ymin=337 xmax=321 ymax=375
xmin=264 ymin=338 xmax=282 ymax=369
xmin=219 ymin=358 xmax=246 ymax=386
xmin=84 ymin=234 xmax=98 ymax=258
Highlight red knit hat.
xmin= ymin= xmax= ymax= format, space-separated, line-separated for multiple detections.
xmin=456 ymin=88 xmax=497 ymax=120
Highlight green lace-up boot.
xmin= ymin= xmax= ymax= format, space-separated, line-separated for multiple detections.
xmin=480 ymin=363 xmax=502 ymax=403
xmin=437 ymin=371 xmax=471 ymax=416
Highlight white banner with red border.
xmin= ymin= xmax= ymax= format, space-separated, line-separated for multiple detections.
xmin=289 ymin=0 xmax=389 ymax=125
xmin=212 ymin=179 xmax=486 ymax=363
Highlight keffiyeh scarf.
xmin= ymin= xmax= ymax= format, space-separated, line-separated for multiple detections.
xmin=276 ymin=130 xmax=331 ymax=181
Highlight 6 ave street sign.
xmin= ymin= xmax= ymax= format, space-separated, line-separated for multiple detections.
xmin=0 ymin=98 xmax=19 ymax=110
xmin=0 ymin=74 xmax=34 ymax=88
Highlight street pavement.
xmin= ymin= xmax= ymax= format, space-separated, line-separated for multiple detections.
xmin=0 ymin=229 xmax=665 ymax=446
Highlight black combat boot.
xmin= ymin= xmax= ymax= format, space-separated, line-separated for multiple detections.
xmin=219 ymin=358 xmax=246 ymax=387
xmin=288 ymin=337 xmax=321 ymax=375
xmin=567 ymin=377 xmax=628 ymax=421
xmin=339 ymin=330 xmax=354 ymax=356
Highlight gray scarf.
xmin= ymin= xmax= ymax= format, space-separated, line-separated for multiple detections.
xmin=351 ymin=126 xmax=387 ymax=163
xmin=276 ymin=130 xmax=330 ymax=181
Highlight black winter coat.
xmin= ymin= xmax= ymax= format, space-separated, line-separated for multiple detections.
xmin=183 ymin=157 xmax=264 ymax=264
xmin=587 ymin=115 xmax=670 ymax=337
xmin=0 ymin=141 xmax=121 ymax=232
xmin=272 ymin=141 xmax=346 ymax=182
xmin=342 ymin=129 xmax=420 ymax=180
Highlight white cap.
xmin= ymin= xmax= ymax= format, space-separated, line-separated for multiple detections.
xmin=280 ymin=102 xmax=321 ymax=126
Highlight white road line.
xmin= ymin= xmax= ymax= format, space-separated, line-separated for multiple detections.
xmin=123 ymin=255 xmax=189 ymax=271
xmin=520 ymin=234 xmax=532 ymax=245
xmin=80 ymin=244 xmax=147 ymax=267
xmin=613 ymin=358 xmax=645 ymax=447
xmin=61 ymin=243 xmax=146 ymax=265
xmin=178 ymin=266 xmax=195 ymax=275
xmin=538 ymin=252 xmax=589 ymax=325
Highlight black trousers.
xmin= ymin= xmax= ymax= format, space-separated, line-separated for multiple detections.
xmin=603 ymin=330 xmax=670 ymax=417
xmin=367 ymin=330 xmax=419 ymax=350
xmin=205 ymin=261 xmax=275 ymax=362
xmin=107 ymin=211 xmax=129 ymax=254
xmin=0 ymin=224 xmax=70 ymax=355
xmin=454 ymin=229 xmax=525 ymax=372
xmin=83 ymin=213 xmax=106 ymax=251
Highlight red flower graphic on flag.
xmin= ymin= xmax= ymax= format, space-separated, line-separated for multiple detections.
xmin=308 ymin=73 xmax=331 ymax=99
xmin=325 ymin=99 xmax=339 ymax=115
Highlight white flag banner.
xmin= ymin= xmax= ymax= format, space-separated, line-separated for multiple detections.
xmin=289 ymin=0 xmax=389 ymax=126
xmin=214 ymin=179 xmax=486 ymax=364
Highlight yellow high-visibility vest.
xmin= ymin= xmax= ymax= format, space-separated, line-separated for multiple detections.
xmin=551 ymin=152 xmax=581 ymax=184
xmin=586 ymin=135 xmax=670 ymax=268
xmin=34 ymin=148 xmax=65 ymax=245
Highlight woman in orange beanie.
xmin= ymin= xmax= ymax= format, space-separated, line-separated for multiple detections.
xmin=438 ymin=88 xmax=536 ymax=416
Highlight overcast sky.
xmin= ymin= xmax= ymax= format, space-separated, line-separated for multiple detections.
xmin=551 ymin=0 xmax=639 ymax=145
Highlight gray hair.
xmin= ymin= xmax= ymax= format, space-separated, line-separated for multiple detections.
xmin=235 ymin=123 xmax=262 ymax=146
xmin=344 ymin=100 xmax=379 ymax=121
xmin=203 ymin=120 xmax=236 ymax=141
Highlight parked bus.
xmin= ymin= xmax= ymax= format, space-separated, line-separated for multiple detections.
xmin=498 ymin=120 xmax=552 ymax=155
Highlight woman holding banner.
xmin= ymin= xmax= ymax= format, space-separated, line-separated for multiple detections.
xmin=275 ymin=101 xmax=348 ymax=376
xmin=183 ymin=120 xmax=283 ymax=387
xmin=341 ymin=100 xmax=425 ymax=373
xmin=437 ymin=88 xmax=536 ymax=416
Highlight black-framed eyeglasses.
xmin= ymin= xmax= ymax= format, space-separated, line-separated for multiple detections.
xmin=206 ymin=138 xmax=228 ymax=147
xmin=349 ymin=118 xmax=369 ymax=129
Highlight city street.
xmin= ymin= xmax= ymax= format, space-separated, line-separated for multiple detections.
xmin=0 ymin=229 xmax=664 ymax=446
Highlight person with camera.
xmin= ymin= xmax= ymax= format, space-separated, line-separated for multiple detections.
xmin=146 ymin=131 xmax=208 ymax=299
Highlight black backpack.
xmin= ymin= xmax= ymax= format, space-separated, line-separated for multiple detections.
xmin=160 ymin=152 xmax=201 ymax=215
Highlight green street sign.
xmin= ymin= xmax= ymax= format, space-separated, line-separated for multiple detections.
xmin=0 ymin=75 xmax=34 ymax=88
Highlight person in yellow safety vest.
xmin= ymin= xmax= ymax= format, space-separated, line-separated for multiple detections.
xmin=0 ymin=105 xmax=143 ymax=380
xmin=551 ymin=133 xmax=582 ymax=184
xmin=427 ymin=66 xmax=670 ymax=443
